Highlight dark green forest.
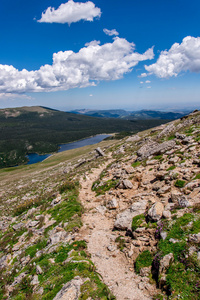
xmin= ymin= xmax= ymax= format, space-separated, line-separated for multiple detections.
xmin=0 ymin=106 xmax=169 ymax=168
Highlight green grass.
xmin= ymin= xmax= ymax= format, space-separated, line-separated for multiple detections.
xmin=131 ymin=161 xmax=141 ymax=168
xmin=115 ymin=236 xmax=126 ymax=251
xmin=166 ymin=261 xmax=200 ymax=300
xmin=167 ymin=165 xmax=176 ymax=171
xmin=92 ymin=179 xmax=118 ymax=196
xmin=135 ymin=250 xmax=153 ymax=274
xmin=153 ymin=154 xmax=163 ymax=160
xmin=174 ymin=179 xmax=186 ymax=188
xmin=158 ymin=214 xmax=194 ymax=259
xmin=131 ymin=214 xmax=145 ymax=231
xmin=194 ymin=173 xmax=200 ymax=180
xmin=25 ymin=239 xmax=47 ymax=258
xmin=168 ymin=135 xmax=176 ymax=140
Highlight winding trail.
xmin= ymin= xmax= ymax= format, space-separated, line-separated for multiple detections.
xmin=78 ymin=160 xmax=151 ymax=300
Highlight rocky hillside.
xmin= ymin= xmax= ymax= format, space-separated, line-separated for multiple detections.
xmin=0 ymin=110 xmax=199 ymax=300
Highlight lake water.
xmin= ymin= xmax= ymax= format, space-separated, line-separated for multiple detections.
xmin=27 ymin=134 xmax=110 ymax=165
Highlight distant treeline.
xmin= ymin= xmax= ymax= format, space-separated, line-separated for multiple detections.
xmin=0 ymin=107 xmax=170 ymax=168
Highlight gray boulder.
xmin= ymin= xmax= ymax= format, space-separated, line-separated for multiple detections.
xmin=95 ymin=147 xmax=104 ymax=157
xmin=148 ymin=202 xmax=164 ymax=222
xmin=114 ymin=200 xmax=147 ymax=230
xmin=137 ymin=140 xmax=176 ymax=159
xmin=178 ymin=195 xmax=191 ymax=207
xmin=116 ymin=179 xmax=133 ymax=189
xmin=53 ymin=276 xmax=86 ymax=300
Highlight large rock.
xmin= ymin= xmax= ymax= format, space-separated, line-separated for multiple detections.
xmin=53 ymin=276 xmax=86 ymax=300
xmin=178 ymin=195 xmax=191 ymax=208
xmin=116 ymin=179 xmax=133 ymax=189
xmin=157 ymin=123 xmax=175 ymax=138
xmin=137 ymin=140 xmax=176 ymax=159
xmin=126 ymin=135 xmax=141 ymax=142
xmin=48 ymin=230 xmax=68 ymax=245
xmin=95 ymin=147 xmax=104 ymax=157
xmin=159 ymin=253 xmax=174 ymax=280
xmin=114 ymin=200 xmax=147 ymax=230
xmin=148 ymin=202 xmax=164 ymax=221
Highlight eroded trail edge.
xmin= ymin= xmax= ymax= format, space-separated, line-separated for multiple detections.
xmin=78 ymin=160 xmax=150 ymax=300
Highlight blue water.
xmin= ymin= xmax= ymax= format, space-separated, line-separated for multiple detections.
xmin=27 ymin=134 xmax=110 ymax=165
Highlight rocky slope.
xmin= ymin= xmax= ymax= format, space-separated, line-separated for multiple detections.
xmin=0 ymin=110 xmax=199 ymax=299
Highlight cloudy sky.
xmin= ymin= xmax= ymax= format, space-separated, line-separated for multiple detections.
xmin=0 ymin=0 xmax=200 ymax=110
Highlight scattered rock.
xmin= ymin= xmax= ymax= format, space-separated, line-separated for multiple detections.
xmin=53 ymin=276 xmax=86 ymax=300
xmin=95 ymin=147 xmax=104 ymax=157
xmin=106 ymin=198 xmax=118 ymax=209
xmin=188 ymin=233 xmax=200 ymax=244
xmin=148 ymin=202 xmax=164 ymax=222
xmin=126 ymin=135 xmax=141 ymax=142
xmin=116 ymin=179 xmax=133 ymax=189
xmin=114 ymin=200 xmax=147 ymax=230
xmin=140 ymin=267 xmax=151 ymax=277
xmin=160 ymin=231 xmax=167 ymax=240
xmin=36 ymin=265 xmax=43 ymax=275
xmin=178 ymin=195 xmax=191 ymax=207
xmin=31 ymin=275 xmax=39 ymax=285
xmin=162 ymin=210 xmax=171 ymax=219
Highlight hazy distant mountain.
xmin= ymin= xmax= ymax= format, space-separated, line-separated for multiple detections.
xmin=70 ymin=109 xmax=131 ymax=118
xmin=69 ymin=109 xmax=186 ymax=120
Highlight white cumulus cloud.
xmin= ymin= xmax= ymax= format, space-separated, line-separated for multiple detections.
xmin=139 ymin=72 xmax=148 ymax=77
xmin=38 ymin=0 xmax=101 ymax=24
xmin=103 ymin=29 xmax=119 ymax=36
xmin=145 ymin=80 xmax=151 ymax=83
xmin=145 ymin=36 xmax=200 ymax=78
xmin=0 ymin=38 xmax=154 ymax=94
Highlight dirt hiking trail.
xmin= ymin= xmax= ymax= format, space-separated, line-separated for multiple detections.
xmin=78 ymin=161 xmax=151 ymax=300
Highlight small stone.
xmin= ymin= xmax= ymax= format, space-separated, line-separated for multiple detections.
xmin=160 ymin=231 xmax=167 ymax=240
xmin=169 ymin=238 xmax=180 ymax=243
xmin=189 ymin=233 xmax=200 ymax=243
xmin=12 ymin=223 xmax=23 ymax=231
xmin=140 ymin=267 xmax=151 ymax=277
xmin=106 ymin=198 xmax=118 ymax=209
xmin=162 ymin=210 xmax=171 ymax=219
xmin=36 ymin=265 xmax=43 ymax=275
xmin=107 ymin=245 xmax=117 ymax=252
xmin=31 ymin=275 xmax=39 ymax=285
xmin=28 ymin=220 xmax=39 ymax=228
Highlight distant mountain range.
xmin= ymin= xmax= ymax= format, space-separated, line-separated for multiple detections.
xmin=70 ymin=109 xmax=188 ymax=120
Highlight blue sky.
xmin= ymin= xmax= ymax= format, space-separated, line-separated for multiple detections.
xmin=0 ymin=0 xmax=200 ymax=111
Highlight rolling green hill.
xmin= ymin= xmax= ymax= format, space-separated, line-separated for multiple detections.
xmin=0 ymin=106 xmax=169 ymax=168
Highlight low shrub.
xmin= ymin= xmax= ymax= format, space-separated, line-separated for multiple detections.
xmin=174 ymin=179 xmax=186 ymax=188
xmin=131 ymin=214 xmax=145 ymax=231
xmin=135 ymin=250 xmax=153 ymax=274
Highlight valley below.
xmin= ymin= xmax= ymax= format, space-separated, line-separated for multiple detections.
xmin=0 ymin=110 xmax=200 ymax=299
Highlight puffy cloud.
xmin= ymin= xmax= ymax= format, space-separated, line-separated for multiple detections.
xmin=140 ymin=81 xmax=144 ymax=84
xmin=145 ymin=36 xmax=200 ymax=78
xmin=0 ymin=93 xmax=32 ymax=100
xmin=0 ymin=37 xmax=154 ymax=94
xmin=139 ymin=72 xmax=148 ymax=77
xmin=38 ymin=0 xmax=101 ymax=24
xmin=103 ymin=29 xmax=119 ymax=36
xmin=145 ymin=80 xmax=151 ymax=83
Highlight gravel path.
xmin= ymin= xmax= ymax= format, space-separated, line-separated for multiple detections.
xmin=78 ymin=161 xmax=151 ymax=300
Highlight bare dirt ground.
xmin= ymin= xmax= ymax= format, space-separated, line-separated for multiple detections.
xmin=78 ymin=161 xmax=151 ymax=300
